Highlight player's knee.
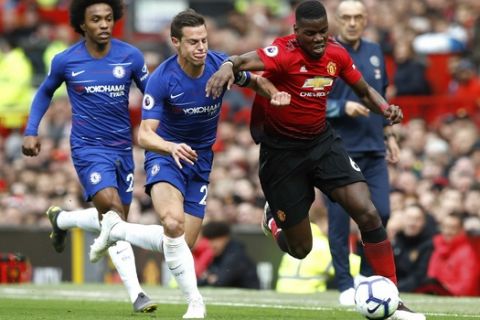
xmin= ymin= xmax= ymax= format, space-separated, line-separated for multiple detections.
xmin=357 ymin=207 xmax=382 ymax=232
xmin=162 ymin=215 xmax=185 ymax=237
xmin=288 ymin=241 xmax=312 ymax=259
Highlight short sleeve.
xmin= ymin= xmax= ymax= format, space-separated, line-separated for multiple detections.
xmin=141 ymin=71 xmax=166 ymax=120
xmin=256 ymin=43 xmax=286 ymax=74
xmin=338 ymin=48 xmax=362 ymax=86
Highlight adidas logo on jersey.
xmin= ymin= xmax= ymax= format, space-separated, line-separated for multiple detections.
xmin=300 ymin=65 xmax=308 ymax=72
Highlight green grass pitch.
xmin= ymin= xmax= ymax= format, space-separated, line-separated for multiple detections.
xmin=0 ymin=284 xmax=479 ymax=319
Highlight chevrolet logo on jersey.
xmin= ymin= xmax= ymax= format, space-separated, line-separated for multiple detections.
xmin=302 ymin=77 xmax=333 ymax=90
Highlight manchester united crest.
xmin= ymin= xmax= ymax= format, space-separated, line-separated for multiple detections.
xmin=326 ymin=61 xmax=337 ymax=76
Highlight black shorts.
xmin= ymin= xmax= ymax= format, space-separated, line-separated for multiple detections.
xmin=259 ymin=125 xmax=365 ymax=229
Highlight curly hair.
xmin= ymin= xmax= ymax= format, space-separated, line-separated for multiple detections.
xmin=295 ymin=0 xmax=327 ymax=22
xmin=69 ymin=0 xmax=124 ymax=36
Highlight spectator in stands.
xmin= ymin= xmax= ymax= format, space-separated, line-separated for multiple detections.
xmin=424 ymin=213 xmax=480 ymax=296
xmin=390 ymin=40 xmax=431 ymax=97
xmin=448 ymin=58 xmax=480 ymax=112
xmin=0 ymin=35 xmax=34 ymax=131
xmin=392 ymin=204 xmax=435 ymax=293
xmin=448 ymin=117 xmax=478 ymax=160
xmin=198 ymin=221 xmax=260 ymax=289
xmin=448 ymin=157 xmax=476 ymax=193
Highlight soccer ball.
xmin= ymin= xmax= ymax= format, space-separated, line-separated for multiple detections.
xmin=354 ymin=275 xmax=400 ymax=319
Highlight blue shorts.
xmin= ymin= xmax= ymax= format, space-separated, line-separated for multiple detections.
xmin=72 ymin=148 xmax=134 ymax=204
xmin=144 ymin=149 xmax=213 ymax=218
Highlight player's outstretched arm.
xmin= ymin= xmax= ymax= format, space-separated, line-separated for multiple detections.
xmin=138 ymin=119 xmax=198 ymax=169
xmin=206 ymin=51 xmax=265 ymax=99
xmin=248 ymin=75 xmax=291 ymax=107
xmin=23 ymin=54 xmax=66 ymax=157
xmin=350 ymin=77 xmax=403 ymax=124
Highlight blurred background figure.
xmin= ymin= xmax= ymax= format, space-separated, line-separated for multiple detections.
xmin=392 ymin=205 xmax=435 ymax=293
xmin=276 ymin=207 xmax=360 ymax=294
xmin=420 ymin=213 xmax=480 ymax=296
xmin=198 ymin=221 xmax=260 ymax=289
xmin=448 ymin=58 xmax=480 ymax=113
xmin=389 ymin=40 xmax=431 ymax=98
xmin=0 ymin=35 xmax=34 ymax=132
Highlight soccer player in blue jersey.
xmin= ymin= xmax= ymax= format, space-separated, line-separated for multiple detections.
xmin=325 ymin=0 xmax=400 ymax=306
xmin=21 ymin=0 xmax=156 ymax=313
xmin=88 ymin=9 xmax=290 ymax=319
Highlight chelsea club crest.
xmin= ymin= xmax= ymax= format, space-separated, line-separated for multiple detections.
xmin=113 ymin=66 xmax=126 ymax=79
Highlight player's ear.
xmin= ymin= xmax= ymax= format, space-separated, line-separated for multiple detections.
xmin=171 ymin=36 xmax=180 ymax=48
xmin=80 ymin=23 xmax=86 ymax=33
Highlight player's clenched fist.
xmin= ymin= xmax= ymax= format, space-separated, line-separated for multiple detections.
xmin=384 ymin=105 xmax=403 ymax=124
xmin=22 ymin=136 xmax=41 ymax=156
xmin=270 ymin=91 xmax=291 ymax=107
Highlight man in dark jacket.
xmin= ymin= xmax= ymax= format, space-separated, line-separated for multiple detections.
xmin=392 ymin=205 xmax=435 ymax=292
xmin=198 ymin=221 xmax=260 ymax=289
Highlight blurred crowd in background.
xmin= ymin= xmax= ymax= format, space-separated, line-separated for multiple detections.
xmin=1 ymin=0 xmax=480 ymax=294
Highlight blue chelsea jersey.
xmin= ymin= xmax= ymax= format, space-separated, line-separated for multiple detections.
xmin=142 ymin=51 xmax=229 ymax=151
xmin=25 ymin=39 xmax=149 ymax=152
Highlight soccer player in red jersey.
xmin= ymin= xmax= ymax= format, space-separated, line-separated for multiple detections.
xmin=206 ymin=1 xmax=424 ymax=319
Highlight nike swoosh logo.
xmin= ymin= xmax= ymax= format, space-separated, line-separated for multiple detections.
xmin=72 ymin=70 xmax=85 ymax=77
xmin=116 ymin=248 xmax=128 ymax=255
xmin=170 ymin=92 xmax=184 ymax=99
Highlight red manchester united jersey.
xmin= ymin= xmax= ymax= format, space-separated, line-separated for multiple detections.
xmin=251 ymin=34 xmax=362 ymax=142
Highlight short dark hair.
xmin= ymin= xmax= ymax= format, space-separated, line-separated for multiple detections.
xmin=170 ymin=9 xmax=206 ymax=40
xmin=202 ymin=221 xmax=231 ymax=239
xmin=295 ymin=0 xmax=327 ymax=21
xmin=69 ymin=0 xmax=124 ymax=36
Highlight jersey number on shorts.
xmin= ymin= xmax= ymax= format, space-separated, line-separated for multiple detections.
xmin=126 ymin=173 xmax=134 ymax=192
xmin=199 ymin=185 xmax=208 ymax=205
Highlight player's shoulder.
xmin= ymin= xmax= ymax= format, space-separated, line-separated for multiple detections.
xmin=272 ymin=34 xmax=296 ymax=46
xmin=206 ymin=50 xmax=228 ymax=68
xmin=111 ymin=39 xmax=143 ymax=55
xmin=150 ymin=55 xmax=178 ymax=79
xmin=326 ymin=37 xmax=352 ymax=61
xmin=259 ymin=34 xmax=298 ymax=58
xmin=327 ymin=36 xmax=349 ymax=53
xmin=51 ymin=40 xmax=84 ymax=65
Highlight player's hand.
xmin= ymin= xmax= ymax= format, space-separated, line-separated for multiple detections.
xmin=205 ymin=64 xmax=235 ymax=99
xmin=170 ymin=143 xmax=198 ymax=169
xmin=383 ymin=105 xmax=403 ymax=124
xmin=346 ymin=101 xmax=369 ymax=117
xmin=22 ymin=136 xmax=41 ymax=156
xmin=270 ymin=91 xmax=291 ymax=107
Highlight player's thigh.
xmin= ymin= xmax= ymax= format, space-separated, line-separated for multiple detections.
xmin=72 ymin=151 xmax=122 ymax=203
xmin=114 ymin=153 xmax=135 ymax=207
xmin=150 ymin=182 xmax=185 ymax=226
xmin=259 ymin=145 xmax=314 ymax=230
xmin=183 ymin=149 xmax=212 ymax=221
xmin=312 ymin=137 xmax=365 ymax=199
